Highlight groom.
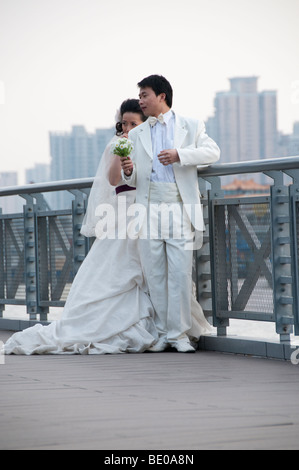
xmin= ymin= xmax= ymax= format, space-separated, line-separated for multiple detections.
xmin=121 ymin=75 xmax=220 ymax=352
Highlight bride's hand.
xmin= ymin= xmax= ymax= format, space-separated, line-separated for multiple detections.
xmin=122 ymin=132 xmax=129 ymax=139
xmin=120 ymin=156 xmax=133 ymax=176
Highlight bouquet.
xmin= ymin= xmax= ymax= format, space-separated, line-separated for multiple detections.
xmin=110 ymin=137 xmax=134 ymax=159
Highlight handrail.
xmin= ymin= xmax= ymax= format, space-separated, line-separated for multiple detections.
xmin=0 ymin=177 xmax=94 ymax=197
xmin=198 ymin=155 xmax=299 ymax=177
xmin=0 ymin=155 xmax=298 ymax=198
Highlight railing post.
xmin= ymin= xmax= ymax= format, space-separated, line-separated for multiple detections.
xmin=22 ymin=195 xmax=39 ymax=320
xmin=265 ymin=171 xmax=293 ymax=343
xmin=81 ymin=188 xmax=95 ymax=253
xmin=30 ymin=193 xmax=50 ymax=322
xmin=70 ymin=190 xmax=86 ymax=276
xmin=196 ymin=178 xmax=212 ymax=323
xmin=285 ymin=169 xmax=299 ymax=336
xmin=205 ymin=175 xmax=229 ymax=336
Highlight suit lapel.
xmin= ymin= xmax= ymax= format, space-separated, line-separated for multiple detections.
xmin=174 ymin=115 xmax=188 ymax=148
xmin=138 ymin=122 xmax=153 ymax=160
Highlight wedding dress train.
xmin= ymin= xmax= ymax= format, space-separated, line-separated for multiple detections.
xmin=3 ymin=233 xmax=212 ymax=355
xmin=4 ymin=190 xmax=159 ymax=355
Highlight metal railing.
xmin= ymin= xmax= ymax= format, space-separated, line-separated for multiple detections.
xmin=0 ymin=155 xmax=299 ymax=343
xmin=197 ymin=155 xmax=299 ymax=343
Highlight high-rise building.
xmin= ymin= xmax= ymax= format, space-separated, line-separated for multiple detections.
xmin=259 ymin=90 xmax=278 ymax=159
xmin=26 ymin=163 xmax=50 ymax=185
xmin=278 ymin=122 xmax=299 ymax=158
xmin=49 ymin=125 xmax=114 ymax=209
xmin=288 ymin=122 xmax=299 ymax=156
xmin=207 ymin=77 xmax=278 ymax=172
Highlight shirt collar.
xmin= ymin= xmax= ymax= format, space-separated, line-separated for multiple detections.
xmin=162 ymin=109 xmax=174 ymax=126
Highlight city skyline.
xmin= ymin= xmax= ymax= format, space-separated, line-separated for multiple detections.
xmin=1 ymin=74 xmax=298 ymax=188
xmin=207 ymin=77 xmax=278 ymax=161
xmin=49 ymin=125 xmax=114 ymax=209
xmin=1 ymin=74 xmax=298 ymax=191
xmin=0 ymin=0 xmax=299 ymax=184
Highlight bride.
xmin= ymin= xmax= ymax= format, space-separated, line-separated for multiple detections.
xmin=4 ymin=99 xmax=159 ymax=355
xmin=3 ymin=99 xmax=211 ymax=355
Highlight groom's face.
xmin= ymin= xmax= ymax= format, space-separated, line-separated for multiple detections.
xmin=139 ymin=87 xmax=165 ymax=117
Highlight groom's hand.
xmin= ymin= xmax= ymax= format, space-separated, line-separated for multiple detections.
xmin=120 ymin=156 xmax=133 ymax=176
xmin=158 ymin=149 xmax=180 ymax=166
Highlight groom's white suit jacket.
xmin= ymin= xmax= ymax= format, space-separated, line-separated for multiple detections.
xmin=125 ymin=114 xmax=220 ymax=232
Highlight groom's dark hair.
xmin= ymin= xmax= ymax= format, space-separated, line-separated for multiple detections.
xmin=138 ymin=75 xmax=173 ymax=108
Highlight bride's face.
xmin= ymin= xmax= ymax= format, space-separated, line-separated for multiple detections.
xmin=122 ymin=112 xmax=143 ymax=134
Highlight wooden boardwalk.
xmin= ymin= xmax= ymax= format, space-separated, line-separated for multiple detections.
xmin=1 ymin=330 xmax=299 ymax=450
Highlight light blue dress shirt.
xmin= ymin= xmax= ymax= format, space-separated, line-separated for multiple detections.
xmin=150 ymin=110 xmax=176 ymax=183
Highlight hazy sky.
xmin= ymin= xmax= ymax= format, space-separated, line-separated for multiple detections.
xmin=0 ymin=0 xmax=299 ymax=182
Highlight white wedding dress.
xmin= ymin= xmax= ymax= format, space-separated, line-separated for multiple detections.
xmin=3 ymin=137 xmax=212 ymax=355
xmin=4 ymin=188 xmax=159 ymax=355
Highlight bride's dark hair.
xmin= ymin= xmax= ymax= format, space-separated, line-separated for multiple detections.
xmin=115 ymin=99 xmax=146 ymax=135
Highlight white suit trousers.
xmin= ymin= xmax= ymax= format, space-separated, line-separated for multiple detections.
xmin=139 ymin=182 xmax=194 ymax=344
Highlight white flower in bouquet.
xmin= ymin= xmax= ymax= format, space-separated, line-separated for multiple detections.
xmin=110 ymin=137 xmax=134 ymax=158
